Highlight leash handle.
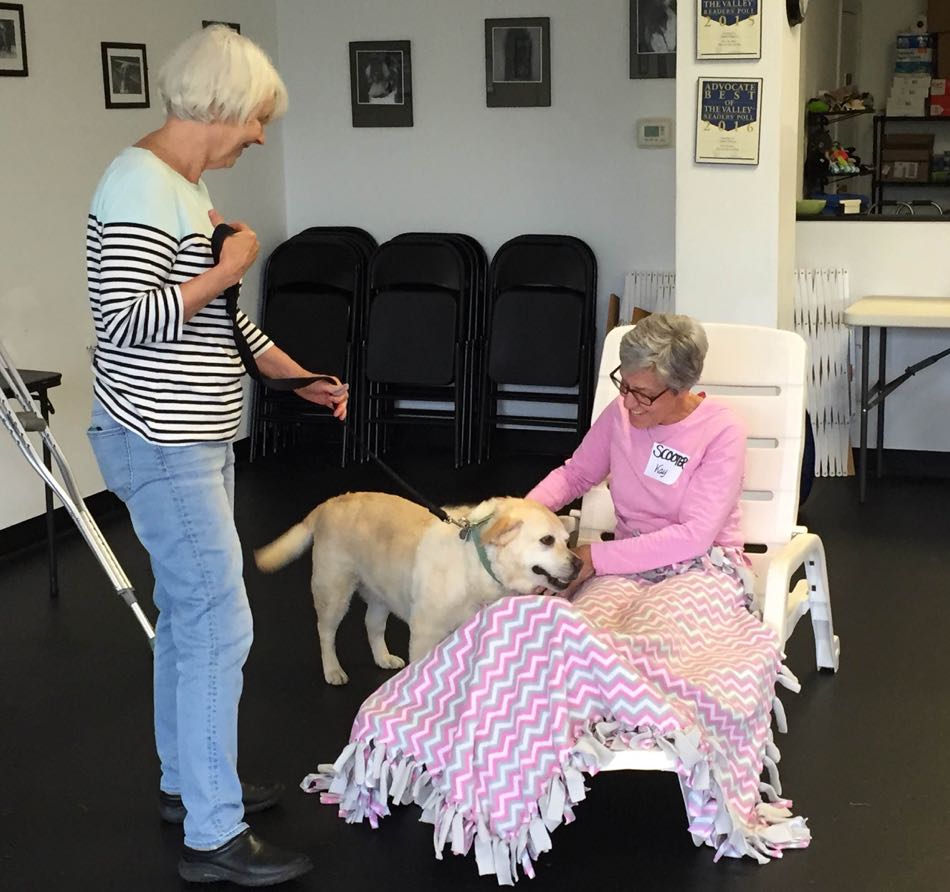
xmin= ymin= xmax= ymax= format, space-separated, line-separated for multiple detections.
xmin=211 ymin=223 xmax=337 ymax=391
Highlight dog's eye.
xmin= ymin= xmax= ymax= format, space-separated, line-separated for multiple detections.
xmin=540 ymin=535 xmax=555 ymax=546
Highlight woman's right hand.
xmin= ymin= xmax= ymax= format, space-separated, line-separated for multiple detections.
xmin=209 ymin=209 xmax=259 ymax=285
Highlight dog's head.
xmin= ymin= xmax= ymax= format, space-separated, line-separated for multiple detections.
xmin=467 ymin=497 xmax=581 ymax=594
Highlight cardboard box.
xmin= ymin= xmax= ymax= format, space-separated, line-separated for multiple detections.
xmin=881 ymin=133 xmax=935 ymax=182
xmin=887 ymin=96 xmax=927 ymax=116
xmin=930 ymin=94 xmax=950 ymax=115
xmin=930 ymin=1 xmax=950 ymax=33
xmin=897 ymin=33 xmax=935 ymax=50
xmin=895 ymin=75 xmax=933 ymax=91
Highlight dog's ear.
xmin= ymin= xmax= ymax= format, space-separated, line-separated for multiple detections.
xmin=467 ymin=498 xmax=497 ymax=526
xmin=481 ymin=514 xmax=523 ymax=548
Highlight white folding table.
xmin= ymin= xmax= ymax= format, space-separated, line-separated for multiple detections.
xmin=844 ymin=296 xmax=950 ymax=502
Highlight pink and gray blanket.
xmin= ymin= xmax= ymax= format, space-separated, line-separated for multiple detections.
xmin=304 ymin=560 xmax=809 ymax=884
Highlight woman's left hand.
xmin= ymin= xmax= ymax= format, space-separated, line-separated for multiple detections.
xmin=295 ymin=376 xmax=349 ymax=420
xmin=561 ymin=544 xmax=595 ymax=600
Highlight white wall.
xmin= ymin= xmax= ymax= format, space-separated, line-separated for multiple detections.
xmin=276 ymin=0 xmax=675 ymax=324
xmin=797 ymin=220 xmax=950 ymax=451
xmin=0 ymin=1 xmax=286 ymax=530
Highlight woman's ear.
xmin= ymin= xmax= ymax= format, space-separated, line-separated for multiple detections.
xmin=481 ymin=514 xmax=523 ymax=547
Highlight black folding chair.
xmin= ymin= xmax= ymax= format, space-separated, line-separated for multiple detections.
xmin=362 ymin=236 xmax=476 ymax=467
xmin=250 ymin=229 xmax=371 ymax=465
xmin=480 ymin=234 xmax=597 ymax=459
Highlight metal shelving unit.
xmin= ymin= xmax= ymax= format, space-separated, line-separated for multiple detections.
xmin=803 ymin=109 xmax=875 ymax=198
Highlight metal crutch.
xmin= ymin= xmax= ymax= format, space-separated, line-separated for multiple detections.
xmin=0 ymin=339 xmax=155 ymax=648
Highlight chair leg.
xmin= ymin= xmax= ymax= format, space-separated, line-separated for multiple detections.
xmin=802 ymin=537 xmax=840 ymax=672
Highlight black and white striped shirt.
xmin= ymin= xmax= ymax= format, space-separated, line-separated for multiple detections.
xmin=86 ymin=147 xmax=273 ymax=444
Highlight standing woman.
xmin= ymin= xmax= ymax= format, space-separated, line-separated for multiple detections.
xmin=85 ymin=26 xmax=344 ymax=886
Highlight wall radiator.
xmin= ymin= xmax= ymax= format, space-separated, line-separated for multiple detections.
xmin=793 ymin=268 xmax=853 ymax=478
xmin=620 ymin=271 xmax=676 ymax=322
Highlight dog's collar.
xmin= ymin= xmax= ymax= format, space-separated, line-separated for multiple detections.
xmin=459 ymin=515 xmax=502 ymax=585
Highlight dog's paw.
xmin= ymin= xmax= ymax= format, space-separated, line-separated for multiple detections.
xmin=324 ymin=668 xmax=349 ymax=686
xmin=376 ymin=654 xmax=406 ymax=671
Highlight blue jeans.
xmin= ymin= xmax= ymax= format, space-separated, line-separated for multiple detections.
xmin=87 ymin=399 xmax=251 ymax=849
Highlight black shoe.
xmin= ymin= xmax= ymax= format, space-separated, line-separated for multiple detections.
xmin=178 ymin=829 xmax=313 ymax=886
xmin=159 ymin=781 xmax=285 ymax=824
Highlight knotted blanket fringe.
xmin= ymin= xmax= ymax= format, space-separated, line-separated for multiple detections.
xmin=303 ymin=666 xmax=809 ymax=886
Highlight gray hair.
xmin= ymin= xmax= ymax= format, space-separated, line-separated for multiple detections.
xmin=618 ymin=314 xmax=708 ymax=392
xmin=157 ymin=26 xmax=288 ymax=125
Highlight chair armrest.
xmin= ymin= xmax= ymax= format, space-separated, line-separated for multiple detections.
xmin=761 ymin=531 xmax=826 ymax=642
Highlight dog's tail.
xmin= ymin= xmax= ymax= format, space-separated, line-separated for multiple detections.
xmin=254 ymin=519 xmax=314 ymax=573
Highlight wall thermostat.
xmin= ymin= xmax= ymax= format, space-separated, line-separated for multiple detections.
xmin=636 ymin=117 xmax=674 ymax=148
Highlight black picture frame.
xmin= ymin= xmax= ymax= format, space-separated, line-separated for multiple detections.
xmin=484 ymin=17 xmax=551 ymax=107
xmin=630 ymin=0 xmax=676 ymax=79
xmin=202 ymin=20 xmax=241 ymax=34
xmin=101 ymin=42 xmax=150 ymax=109
xmin=0 ymin=3 xmax=28 ymax=77
xmin=348 ymin=40 xmax=413 ymax=127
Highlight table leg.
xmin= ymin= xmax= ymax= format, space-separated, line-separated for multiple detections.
xmin=40 ymin=392 xmax=59 ymax=597
xmin=876 ymin=327 xmax=887 ymax=479
xmin=859 ymin=326 xmax=870 ymax=503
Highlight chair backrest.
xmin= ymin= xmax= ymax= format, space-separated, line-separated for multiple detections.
xmin=490 ymin=236 xmax=595 ymax=295
xmin=579 ymin=322 xmax=807 ymax=554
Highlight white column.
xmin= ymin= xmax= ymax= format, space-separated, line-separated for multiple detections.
xmin=675 ymin=4 xmax=802 ymax=329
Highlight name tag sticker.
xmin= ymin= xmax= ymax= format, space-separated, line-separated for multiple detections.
xmin=644 ymin=442 xmax=690 ymax=485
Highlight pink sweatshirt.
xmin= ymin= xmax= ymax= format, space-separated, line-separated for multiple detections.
xmin=526 ymin=395 xmax=746 ymax=576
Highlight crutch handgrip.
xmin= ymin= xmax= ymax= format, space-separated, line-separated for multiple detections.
xmin=16 ymin=412 xmax=47 ymax=432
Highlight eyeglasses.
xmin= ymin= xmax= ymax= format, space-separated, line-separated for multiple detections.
xmin=609 ymin=366 xmax=669 ymax=406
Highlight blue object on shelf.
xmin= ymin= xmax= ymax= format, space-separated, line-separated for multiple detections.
xmin=810 ymin=192 xmax=870 ymax=215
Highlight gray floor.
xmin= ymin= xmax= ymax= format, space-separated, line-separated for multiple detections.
xmin=0 ymin=443 xmax=947 ymax=891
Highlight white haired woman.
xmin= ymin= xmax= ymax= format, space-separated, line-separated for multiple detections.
xmin=527 ymin=313 xmax=747 ymax=594
xmin=85 ymin=26 xmax=342 ymax=886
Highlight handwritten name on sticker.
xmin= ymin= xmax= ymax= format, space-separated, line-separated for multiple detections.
xmin=645 ymin=443 xmax=690 ymax=485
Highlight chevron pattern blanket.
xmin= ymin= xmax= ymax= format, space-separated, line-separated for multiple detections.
xmin=305 ymin=565 xmax=809 ymax=884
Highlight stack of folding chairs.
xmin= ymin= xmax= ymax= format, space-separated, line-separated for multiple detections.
xmin=361 ymin=233 xmax=487 ymax=468
xmin=251 ymin=229 xmax=595 ymax=468
xmin=249 ymin=227 xmax=376 ymax=465
xmin=479 ymin=234 xmax=597 ymax=458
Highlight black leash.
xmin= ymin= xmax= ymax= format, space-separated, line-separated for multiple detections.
xmin=212 ymin=223 xmax=335 ymax=391
xmin=212 ymin=223 xmax=468 ymax=534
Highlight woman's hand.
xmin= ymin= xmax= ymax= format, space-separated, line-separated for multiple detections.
xmin=294 ymin=376 xmax=349 ymax=420
xmin=560 ymin=544 xmax=595 ymax=601
xmin=208 ymin=209 xmax=259 ymax=285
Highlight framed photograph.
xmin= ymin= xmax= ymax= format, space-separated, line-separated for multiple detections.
xmin=696 ymin=0 xmax=761 ymax=60
xmin=0 ymin=3 xmax=27 ymax=77
xmin=484 ymin=17 xmax=551 ymax=107
xmin=630 ymin=0 xmax=676 ymax=79
xmin=101 ymin=42 xmax=149 ymax=109
xmin=695 ymin=77 xmax=762 ymax=165
xmin=202 ymin=20 xmax=241 ymax=34
xmin=348 ymin=40 xmax=413 ymax=127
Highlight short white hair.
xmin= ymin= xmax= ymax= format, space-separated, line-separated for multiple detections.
xmin=157 ymin=25 xmax=288 ymax=124
xmin=618 ymin=313 xmax=708 ymax=392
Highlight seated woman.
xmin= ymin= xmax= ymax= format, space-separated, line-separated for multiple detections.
xmin=309 ymin=315 xmax=808 ymax=883
xmin=528 ymin=313 xmax=749 ymax=596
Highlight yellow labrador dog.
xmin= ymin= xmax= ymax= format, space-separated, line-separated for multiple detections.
xmin=254 ymin=492 xmax=580 ymax=685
